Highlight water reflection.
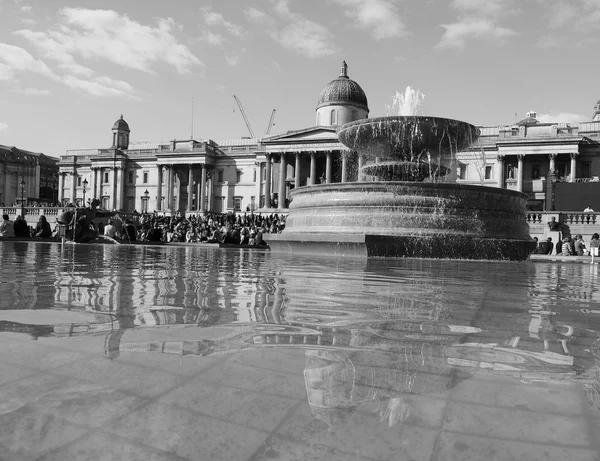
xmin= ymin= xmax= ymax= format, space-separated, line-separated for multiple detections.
xmin=2 ymin=241 xmax=600 ymax=431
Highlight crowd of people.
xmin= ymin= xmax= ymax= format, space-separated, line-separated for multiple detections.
xmin=0 ymin=211 xmax=287 ymax=246
xmin=534 ymin=233 xmax=600 ymax=256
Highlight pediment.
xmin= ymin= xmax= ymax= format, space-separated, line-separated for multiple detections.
xmin=262 ymin=126 xmax=338 ymax=144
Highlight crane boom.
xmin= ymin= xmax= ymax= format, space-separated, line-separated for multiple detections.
xmin=265 ymin=109 xmax=276 ymax=136
xmin=233 ymin=95 xmax=255 ymax=138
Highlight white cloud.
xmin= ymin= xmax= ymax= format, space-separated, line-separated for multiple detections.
xmin=0 ymin=62 xmax=14 ymax=80
xmin=199 ymin=30 xmax=225 ymax=45
xmin=20 ymin=4 xmax=31 ymax=13
xmin=14 ymin=87 xmax=51 ymax=95
xmin=226 ymin=56 xmax=240 ymax=66
xmin=436 ymin=17 xmax=516 ymax=50
xmin=248 ymin=2 xmax=338 ymax=58
xmin=0 ymin=122 xmax=8 ymax=132
xmin=201 ymin=7 xmax=246 ymax=38
xmin=63 ymin=75 xmax=138 ymax=99
xmin=331 ymin=0 xmax=406 ymax=40
xmin=27 ymin=8 xmax=203 ymax=75
xmin=537 ymin=112 xmax=590 ymax=123
xmin=450 ymin=0 xmax=512 ymax=17
xmin=245 ymin=7 xmax=267 ymax=22
xmin=0 ymin=42 xmax=58 ymax=79
xmin=275 ymin=20 xmax=338 ymax=58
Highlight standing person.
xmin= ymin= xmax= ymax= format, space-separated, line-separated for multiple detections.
xmin=590 ymin=233 xmax=600 ymax=255
xmin=33 ymin=215 xmax=52 ymax=238
xmin=0 ymin=214 xmax=14 ymax=237
xmin=574 ymin=234 xmax=587 ymax=256
xmin=561 ymin=237 xmax=573 ymax=256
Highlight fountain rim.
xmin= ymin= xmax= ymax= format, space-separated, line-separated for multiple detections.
xmin=289 ymin=181 xmax=531 ymax=201
xmin=336 ymin=115 xmax=482 ymax=137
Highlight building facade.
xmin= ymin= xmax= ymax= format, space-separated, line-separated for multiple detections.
xmin=56 ymin=62 xmax=600 ymax=215
xmin=0 ymin=144 xmax=59 ymax=207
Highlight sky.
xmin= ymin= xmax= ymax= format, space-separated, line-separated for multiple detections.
xmin=1 ymin=0 xmax=599 ymax=159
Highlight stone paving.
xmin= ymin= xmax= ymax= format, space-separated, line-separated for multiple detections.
xmin=1 ymin=322 xmax=599 ymax=461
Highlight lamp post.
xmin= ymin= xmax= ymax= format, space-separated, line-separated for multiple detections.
xmin=19 ymin=179 xmax=26 ymax=216
xmin=144 ymin=189 xmax=149 ymax=213
xmin=82 ymin=178 xmax=88 ymax=207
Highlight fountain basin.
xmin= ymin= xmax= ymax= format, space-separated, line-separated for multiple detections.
xmin=265 ymin=182 xmax=536 ymax=260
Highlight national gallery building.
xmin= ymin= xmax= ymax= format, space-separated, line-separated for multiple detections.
xmin=43 ymin=63 xmax=600 ymax=213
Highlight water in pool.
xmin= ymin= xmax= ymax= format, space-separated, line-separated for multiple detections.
xmin=1 ymin=241 xmax=599 ymax=460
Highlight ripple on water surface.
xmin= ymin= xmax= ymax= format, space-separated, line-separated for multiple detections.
xmin=1 ymin=241 xmax=600 ymax=460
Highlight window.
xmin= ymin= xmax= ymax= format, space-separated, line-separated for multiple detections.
xmin=236 ymin=170 xmax=242 ymax=183
xmin=485 ymin=165 xmax=493 ymax=180
xmin=77 ymin=176 xmax=81 ymax=186
xmin=143 ymin=172 xmax=148 ymax=184
xmin=253 ymin=169 xmax=257 ymax=182
xmin=217 ymin=170 xmax=223 ymax=183
xmin=330 ymin=109 xmax=336 ymax=125
xmin=582 ymin=162 xmax=591 ymax=178
xmin=531 ymin=164 xmax=540 ymax=179
xmin=128 ymin=171 xmax=134 ymax=184
xmin=104 ymin=171 xmax=109 ymax=183
xmin=457 ymin=164 xmax=467 ymax=180
xmin=233 ymin=197 xmax=242 ymax=211
xmin=351 ymin=109 xmax=357 ymax=121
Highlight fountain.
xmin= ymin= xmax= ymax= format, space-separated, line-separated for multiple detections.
xmin=266 ymin=88 xmax=536 ymax=260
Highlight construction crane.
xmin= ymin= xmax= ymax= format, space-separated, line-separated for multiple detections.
xmin=265 ymin=109 xmax=276 ymax=136
xmin=233 ymin=95 xmax=256 ymax=138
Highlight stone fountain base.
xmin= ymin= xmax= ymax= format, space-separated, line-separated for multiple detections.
xmin=265 ymin=182 xmax=536 ymax=261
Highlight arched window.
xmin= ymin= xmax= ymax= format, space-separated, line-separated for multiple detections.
xmin=330 ymin=109 xmax=336 ymax=125
xmin=351 ymin=109 xmax=357 ymax=121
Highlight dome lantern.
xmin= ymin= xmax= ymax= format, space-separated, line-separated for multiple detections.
xmin=111 ymin=115 xmax=130 ymax=149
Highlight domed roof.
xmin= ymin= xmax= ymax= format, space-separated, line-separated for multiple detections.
xmin=317 ymin=61 xmax=368 ymax=111
xmin=112 ymin=115 xmax=130 ymax=132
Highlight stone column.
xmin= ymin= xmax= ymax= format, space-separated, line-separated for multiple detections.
xmin=294 ymin=152 xmax=301 ymax=188
xmin=207 ymin=175 xmax=213 ymax=211
xmin=111 ymin=167 xmax=118 ymax=210
xmin=156 ymin=166 xmax=163 ymax=211
xmin=570 ymin=153 xmax=578 ymax=183
xmin=341 ymin=152 xmax=348 ymax=183
xmin=187 ymin=164 xmax=194 ymax=211
xmin=309 ymin=152 xmax=316 ymax=185
xmin=166 ymin=166 xmax=172 ymax=211
xmin=117 ymin=168 xmax=125 ymax=211
xmin=326 ymin=151 xmax=332 ymax=184
xmin=278 ymin=153 xmax=287 ymax=210
xmin=517 ymin=154 xmax=524 ymax=192
xmin=548 ymin=153 xmax=556 ymax=175
xmin=71 ymin=172 xmax=77 ymax=205
xmin=58 ymin=173 xmax=65 ymax=204
xmin=255 ymin=163 xmax=262 ymax=209
xmin=496 ymin=155 xmax=505 ymax=188
xmin=264 ymin=154 xmax=272 ymax=208
xmin=200 ymin=165 xmax=207 ymax=212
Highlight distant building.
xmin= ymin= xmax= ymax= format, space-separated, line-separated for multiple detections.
xmin=456 ymin=105 xmax=600 ymax=210
xmin=57 ymin=62 xmax=600 ymax=213
xmin=0 ymin=145 xmax=59 ymax=207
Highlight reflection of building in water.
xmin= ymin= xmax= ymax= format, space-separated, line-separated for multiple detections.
xmin=0 ymin=314 xmax=121 ymax=340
